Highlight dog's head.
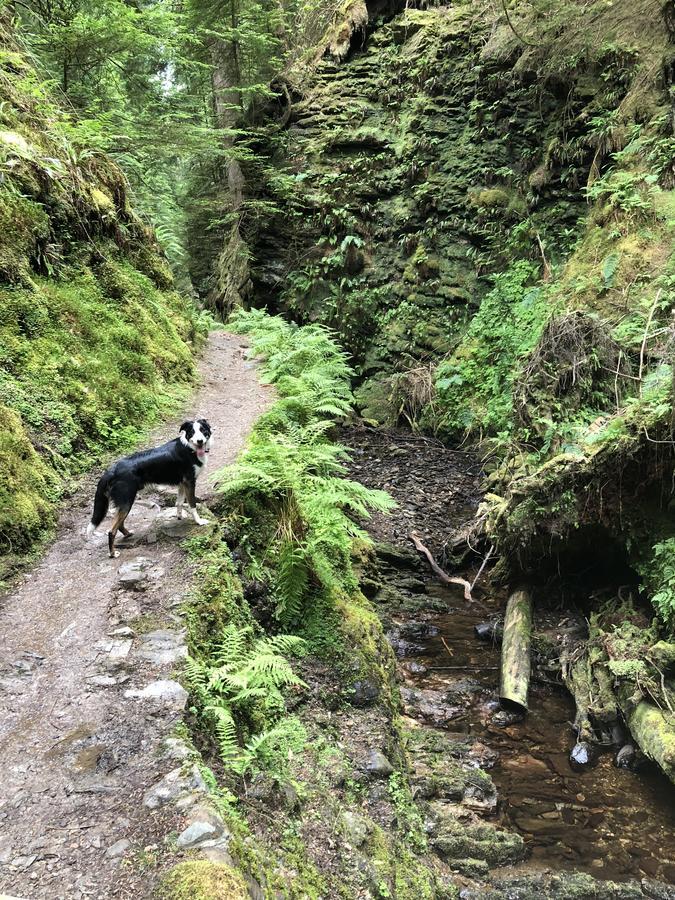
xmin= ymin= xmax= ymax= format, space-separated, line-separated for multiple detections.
xmin=179 ymin=417 xmax=212 ymax=462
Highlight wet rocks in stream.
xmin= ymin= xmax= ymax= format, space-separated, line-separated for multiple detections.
xmin=569 ymin=740 xmax=598 ymax=770
xmin=400 ymin=686 xmax=462 ymax=727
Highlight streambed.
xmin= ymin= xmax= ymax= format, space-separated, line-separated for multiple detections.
xmin=398 ymin=588 xmax=675 ymax=883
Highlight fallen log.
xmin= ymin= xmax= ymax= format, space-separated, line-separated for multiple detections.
xmin=409 ymin=531 xmax=473 ymax=601
xmin=622 ymin=693 xmax=675 ymax=783
xmin=499 ymin=588 xmax=532 ymax=713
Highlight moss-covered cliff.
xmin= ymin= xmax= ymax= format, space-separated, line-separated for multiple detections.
xmin=224 ymin=0 xmax=667 ymax=412
xmin=0 ymin=22 xmax=206 ymax=578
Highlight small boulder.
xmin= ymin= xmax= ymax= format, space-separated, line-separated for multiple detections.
xmin=138 ymin=629 xmax=187 ymax=666
xmin=615 ymin=743 xmax=637 ymax=770
xmin=143 ymin=765 xmax=206 ymax=809
xmin=341 ymin=811 xmax=372 ymax=848
xmin=124 ymin=679 xmax=188 ymax=711
xmin=569 ymin=741 xmax=597 ymax=770
xmin=117 ymin=559 xmax=151 ymax=591
xmin=176 ymin=820 xmax=220 ymax=849
xmin=363 ymin=750 xmax=394 ymax=778
xmin=350 ymin=676 xmax=380 ymax=708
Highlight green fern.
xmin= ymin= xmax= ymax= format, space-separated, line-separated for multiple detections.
xmin=224 ymin=309 xmax=396 ymax=625
xmin=185 ymin=623 xmax=306 ymax=776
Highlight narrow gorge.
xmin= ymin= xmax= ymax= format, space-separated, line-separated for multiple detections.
xmin=1 ymin=0 xmax=675 ymax=898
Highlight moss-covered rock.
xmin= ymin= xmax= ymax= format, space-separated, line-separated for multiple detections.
xmin=158 ymin=861 xmax=248 ymax=900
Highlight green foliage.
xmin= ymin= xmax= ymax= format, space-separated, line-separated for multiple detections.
xmin=587 ymin=168 xmax=659 ymax=221
xmin=0 ymin=258 xmax=204 ymax=564
xmin=224 ymin=309 xmax=394 ymax=625
xmin=434 ymin=260 xmax=553 ymax=438
xmin=645 ymin=539 xmax=675 ymax=631
xmin=185 ymin=623 xmax=307 ymax=775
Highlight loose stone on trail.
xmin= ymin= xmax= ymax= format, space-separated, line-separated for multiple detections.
xmin=124 ymin=679 xmax=188 ymax=710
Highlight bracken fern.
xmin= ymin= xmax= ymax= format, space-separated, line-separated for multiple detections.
xmin=185 ymin=623 xmax=306 ymax=774
xmin=222 ymin=309 xmax=395 ymax=625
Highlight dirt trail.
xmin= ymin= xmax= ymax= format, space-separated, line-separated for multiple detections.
xmin=0 ymin=331 xmax=272 ymax=899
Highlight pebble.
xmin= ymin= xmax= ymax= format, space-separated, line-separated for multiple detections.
xmin=105 ymin=839 xmax=130 ymax=858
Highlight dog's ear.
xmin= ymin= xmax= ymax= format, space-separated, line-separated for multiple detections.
xmin=179 ymin=420 xmax=193 ymax=437
xmin=198 ymin=418 xmax=211 ymax=436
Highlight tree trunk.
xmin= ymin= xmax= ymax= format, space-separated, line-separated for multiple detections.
xmin=499 ymin=588 xmax=532 ymax=713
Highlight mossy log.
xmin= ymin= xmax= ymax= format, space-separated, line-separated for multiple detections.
xmin=499 ymin=589 xmax=532 ymax=713
xmin=562 ymin=649 xmax=620 ymax=744
xmin=623 ymin=692 xmax=675 ymax=783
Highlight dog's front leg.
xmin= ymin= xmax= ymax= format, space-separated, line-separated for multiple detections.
xmin=186 ymin=478 xmax=210 ymax=526
xmin=176 ymin=483 xmax=185 ymax=519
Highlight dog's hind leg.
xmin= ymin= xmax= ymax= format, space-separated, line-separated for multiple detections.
xmin=176 ymin=483 xmax=185 ymax=520
xmin=119 ymin=522 xmax=134 ymax=539
xmin=108 ymin=507 xmax=131 ymax=558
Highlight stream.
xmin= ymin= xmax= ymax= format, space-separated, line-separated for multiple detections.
xmin=343 ymin=425 xmax=675 ymax=886
xmin=398 ymin=586 xmax=675 ymax=883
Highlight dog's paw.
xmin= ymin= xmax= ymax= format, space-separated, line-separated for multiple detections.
xmin=109 ymin=550 xmax=120 ymax=559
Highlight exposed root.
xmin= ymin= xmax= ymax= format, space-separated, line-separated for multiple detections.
xmin=514 ymin=311 xmax=630 ymax=431
xmin=409 ymin=530 xmax=473 ymax=601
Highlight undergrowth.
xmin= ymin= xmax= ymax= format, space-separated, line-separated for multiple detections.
xmin=220 ymin=308 xmax=394 ymax=627
xmin=184 ymin=308 xmax=394 ymax=781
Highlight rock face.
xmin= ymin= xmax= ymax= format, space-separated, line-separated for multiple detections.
xmin=225 ymin=2 xmax=615 ymax=420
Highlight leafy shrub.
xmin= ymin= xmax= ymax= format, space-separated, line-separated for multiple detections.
xmin=646 ymin=539 xmax=675 ymax=631
xmin=587 ymin=168 xmax=659 ymax=221
xmin=434 ymin=261 xmax=552 ymax=439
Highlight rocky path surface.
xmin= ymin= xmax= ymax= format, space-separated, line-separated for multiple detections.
xmin=0 ymin=331 xmax=271 ymax=899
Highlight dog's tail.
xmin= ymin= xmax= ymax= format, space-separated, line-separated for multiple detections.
xmin=87 ymin=472 xmax=111 ymax=536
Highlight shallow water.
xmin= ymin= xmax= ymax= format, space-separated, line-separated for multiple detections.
xmin=403 ymin=587 xmax=675 ymax=884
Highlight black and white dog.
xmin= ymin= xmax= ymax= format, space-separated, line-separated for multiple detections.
xmin=87 ymin=418 xmax=212 ymax=558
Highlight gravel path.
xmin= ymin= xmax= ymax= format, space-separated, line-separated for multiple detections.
xmin=0 ymin=331 xmax=272 ymax=899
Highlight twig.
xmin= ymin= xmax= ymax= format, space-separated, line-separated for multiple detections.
xmin=600 ymin=364 xmax=641 ymax=381
xmin=643 ymin=427 xmax=675 ymax=445
xmin=654 ymin=663 xmax=675 ymax=715
xmin=536 ymin=232 xmax=551 ymax=280
xmin=440 ymin=636 xmax=454 ymax=659
xmin=409 ymin=531 xmax=473 ymax=601
xmin=499 ymin=0 xmax=540 ymax=47
xmin=470 ymin=543 xmax=494 ymax=592
xmin=428 ymin=665 xmax=499 ymax=671
xmin=638 ymin=290 xmax=662 ymax=394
